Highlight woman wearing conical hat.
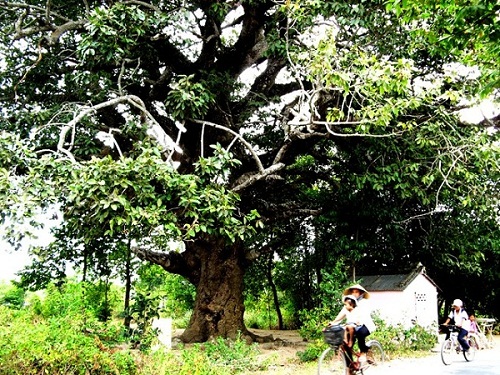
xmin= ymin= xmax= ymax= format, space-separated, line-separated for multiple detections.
xmin=328 ymin=284 xmax=376 ymax=363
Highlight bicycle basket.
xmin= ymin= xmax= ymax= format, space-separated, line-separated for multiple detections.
xmin=323 ymin=325 xmax=344 ymax=346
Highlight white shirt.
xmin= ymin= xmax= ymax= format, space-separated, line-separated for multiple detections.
xmin=448 ymin=308 xmax=471 ymax=331
xmin=331 ymin=297 xmax=376 ymax=333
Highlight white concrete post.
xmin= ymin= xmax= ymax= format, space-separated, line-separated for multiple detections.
xmin=152 ymin=317 xmax=172 ymax=349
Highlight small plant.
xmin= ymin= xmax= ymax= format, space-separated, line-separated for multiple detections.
xmin=296 ymin=338 xmax=327 ymax=362
xmin=202 ymin=333 xmax=263 ymax=372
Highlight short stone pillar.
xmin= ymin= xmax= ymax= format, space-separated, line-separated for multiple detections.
xmin=152 ymin=317 xmax=172 ymax=349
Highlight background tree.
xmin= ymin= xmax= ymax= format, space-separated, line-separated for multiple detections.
xmin=0 ymin=0 xmax=498 ymax=343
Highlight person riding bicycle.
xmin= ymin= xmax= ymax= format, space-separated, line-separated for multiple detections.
xmin=328 ymin=284 xmax=376 ymax=363
xmin=443 ymin=298 xmax=471 ymax=353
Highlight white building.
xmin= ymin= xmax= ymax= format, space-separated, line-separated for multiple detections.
xmin=359 ymin=264 xmax=440 ymax=329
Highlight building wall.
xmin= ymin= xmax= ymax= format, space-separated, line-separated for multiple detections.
xmin=368 ymin=275 xmax=438 ymax=329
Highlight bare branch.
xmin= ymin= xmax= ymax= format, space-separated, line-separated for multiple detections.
xmin=393 ymin=209 xmax=441 ymax=224
xmin=122 ymin=0 xmax=162 ymax=13
xmin=48 ymin=20 xmax=87 ymax=45
xmin=190 ymin=119 xmax=265 ymax=172
xmin=3 ymin=2 xmax=73 ymax=23
xmin=232 ymin=163 xmax=285 ymax=193
xmin=272 ymin=208 xmax=322 ymax=220
xmin=55 ymin=95 xmax=183 ymax=163
xmin=324 ymin=122 xmax=404 ymax=137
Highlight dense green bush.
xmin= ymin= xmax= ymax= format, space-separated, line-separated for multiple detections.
xmin=0 ymin=283 xmax=25 ymax=309
xmin=296 ymin=338 xmax=328 ymax=362
xmin=136 ymin=333 xmax=268 ymax=375
xmin=370 ymin=318 xmax=437 ymax=357
xmin=0 ymin=279 xmax=268 ymax=375
xmin=0 ymin=306 xmax=137 ymax=375
xmin=202 ymin=334 xmax=264 ymax=372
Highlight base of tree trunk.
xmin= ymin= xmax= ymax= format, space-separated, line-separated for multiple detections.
xmin=179 ymin=327 xmax=275 ymax=344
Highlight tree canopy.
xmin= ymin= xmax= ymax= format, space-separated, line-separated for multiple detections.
xmin=1 ymin=0 xmax=498 ymax=341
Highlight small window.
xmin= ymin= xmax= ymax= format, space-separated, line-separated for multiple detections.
xmin=415 ymin=293 xmax=427 ymax=302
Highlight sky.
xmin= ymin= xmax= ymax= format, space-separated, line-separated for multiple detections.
xmin=0 ymin=217 xmax=57 ymax=283
xmin=0 ymin=241 xmax=30 ymax=282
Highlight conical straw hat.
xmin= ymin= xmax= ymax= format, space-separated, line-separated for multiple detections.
xmin=343 ymin=284 xmax=370 ymax=299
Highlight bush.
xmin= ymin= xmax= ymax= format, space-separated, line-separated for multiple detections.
xmin=370 ymin=319 xmax=437 ymax=356
xmin=296 ymin=338 xmax=328 ymax=362
xmin=0 ymin=300 xmax=268 ymax=375
xmin=202 ymin=334 xmax=263 ymax=372
xmin=0 ymin=306 xmax=137 ymax=375
xmin=139 ymin=333 xmax=267 ymax=375
xmin=0 ymin=283 xmax=25 ymax=309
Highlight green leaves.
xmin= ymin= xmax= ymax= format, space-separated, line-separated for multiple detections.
xmin=29 ymin=145 xmax=260 ymax=246
xmin=385 ymin=0 xmax=500 ymax=95
xmin=78 ymin=3 xmax=163 ymax=65
xmin=164 ymin=75 xmax=216 ymax=121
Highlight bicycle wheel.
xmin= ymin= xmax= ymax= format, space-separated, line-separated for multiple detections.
xmin=364 ymin=340 xmax=384 ymax=371
xmin=440 ymin=339 xmax=453 ymax=365
xmin=318 ymin=347 xmax=348 ymax=375
xmin=463 ymin=337 xmax=476 ymax=362
xmin=469 ymin=334 xmax=480 ymax=350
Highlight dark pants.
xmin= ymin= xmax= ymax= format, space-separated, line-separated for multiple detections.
xmin=457 ymin=328 xmax=470 ymax=351
xmin=355 ymin=325 xmax=370 ymax=353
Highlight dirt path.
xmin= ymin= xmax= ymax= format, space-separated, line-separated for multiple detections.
xmin=243 ymin=329 xmax=320 ymax=374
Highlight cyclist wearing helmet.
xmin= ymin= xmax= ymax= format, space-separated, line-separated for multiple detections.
xmin=443 ymin=298 xmax=471 ymax=352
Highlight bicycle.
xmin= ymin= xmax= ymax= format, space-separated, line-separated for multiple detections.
xmin=318 ymin=325 xmax=384 ymax=375
xmin=473 ymin=317 xmax=496 ymax=349
xmin=440 ymin=324 xmax=477 ymax=365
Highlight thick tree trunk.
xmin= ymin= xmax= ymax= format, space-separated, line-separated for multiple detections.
xmin=180 ymin=240 xmax=249 ymax=343
xmin=133 ymin=236 xmax=273 ymax=343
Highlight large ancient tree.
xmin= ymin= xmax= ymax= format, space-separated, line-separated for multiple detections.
xmin=1 ymin=1 xmax=498 ymax=342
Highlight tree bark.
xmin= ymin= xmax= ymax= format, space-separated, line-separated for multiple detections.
xmin=266 ymin=255 xmax=283 ymax=330
xmin=180 ymin=239 xmax=249 ymax=343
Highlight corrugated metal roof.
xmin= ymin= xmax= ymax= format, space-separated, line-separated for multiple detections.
xmin=359 ymin=264 xmax=441 ymax=292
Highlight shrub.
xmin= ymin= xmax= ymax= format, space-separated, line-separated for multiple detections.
xmin=202 ymin=334 xmax=263 ymax=372
xmin=139 ymin=333 xmax=267 ymax=375
xmin=296 ymin=338 xmax=328 ymax=362
xmin=0 ymin=283 xmax=25 ymax=309
xmin=0 ymin=306 xmax=137 ymax=375
xmin=370 ymin=319 xmax=437 ymax=356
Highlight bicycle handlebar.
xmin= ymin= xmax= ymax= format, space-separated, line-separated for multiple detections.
xmin=440 ymin=324 xmax=462 ymax=332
